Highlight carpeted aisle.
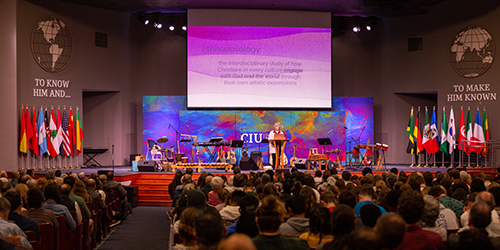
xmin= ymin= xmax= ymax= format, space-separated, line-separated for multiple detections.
xmin=98 ymin=206 xmax=171 ymax=250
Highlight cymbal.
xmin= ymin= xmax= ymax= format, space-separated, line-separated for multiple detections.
xmin=157 ymin=137 xmax=169 ymax=143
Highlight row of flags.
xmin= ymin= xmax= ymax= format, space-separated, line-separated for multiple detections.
xmin=406 ymin=106 xmax=489 ymax=156
xmin=20 ymin=106 xmax=84 ymax=158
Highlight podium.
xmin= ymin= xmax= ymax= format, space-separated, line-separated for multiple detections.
xmin=268 ymin=134 xmax=290 ymax=169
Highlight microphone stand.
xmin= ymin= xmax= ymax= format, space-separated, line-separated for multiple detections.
xmin=186 ymin=125 xmax=194 ymax=162
xmin=170 ymin=125 xmax=180 ymax=160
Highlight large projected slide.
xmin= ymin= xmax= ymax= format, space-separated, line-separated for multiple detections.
xmin=187 ymin=10 xmax=332 ymax=109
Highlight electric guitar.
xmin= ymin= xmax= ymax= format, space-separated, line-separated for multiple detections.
xmin=289 ymin=145 xmax=297 ymax=167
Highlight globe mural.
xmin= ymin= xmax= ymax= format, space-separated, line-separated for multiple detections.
xmin=449 ymin=26 xmax=495 ymax=78
xmin=31 ymin=16 xmax=73 ymax=73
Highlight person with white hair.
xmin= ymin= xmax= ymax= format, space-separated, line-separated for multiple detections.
xmin=77 ymin=172 xmax=86 ymax=181
xmin=225 ymin=176 xmax=235 ymax=193
xmin=208 ymin=176 xmax=225 ymax=206
xmin=421 ymin=195 xmax=447 ymax=241
xmin=268 ymin=122 xmax=285 ymax=168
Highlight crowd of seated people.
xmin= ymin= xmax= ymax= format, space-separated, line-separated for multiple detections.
xmin=169 ymin=167 xmax=500 ymax=250
xmin=0 ymin=169 xmax=129 ymax=250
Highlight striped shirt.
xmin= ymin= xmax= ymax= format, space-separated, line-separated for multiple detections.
xmin=21 ymin=208 xmax=59 ymax=250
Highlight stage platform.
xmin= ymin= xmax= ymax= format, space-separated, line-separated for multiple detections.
xmin=35 ymin=164 xmax=497 ymax=207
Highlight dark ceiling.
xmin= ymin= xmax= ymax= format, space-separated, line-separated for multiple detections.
xmin=60 ymin=0 xmax=451 ymax=17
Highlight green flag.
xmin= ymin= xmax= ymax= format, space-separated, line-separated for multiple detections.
xmin=440 ymin=107 xmax=449 ymax=154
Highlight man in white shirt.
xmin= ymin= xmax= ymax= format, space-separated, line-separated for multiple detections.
xmin=268 ymin=122 xmax=284 ymax=168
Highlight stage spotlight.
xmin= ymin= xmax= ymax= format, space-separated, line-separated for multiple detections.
xmin=182 ymin=21 xmax=187 ymax=31
xmin=366 ymin=21 xmax=377 ymax=31
xmin=138 ymin=14 xmax=149 ymax=25
xmin=353 ymin=25 xmax=361 ymax=33
xmin=169 ymin=20 xmax=175 ymax=31
xmin=152 ymin=15 xmax=162 ymax=29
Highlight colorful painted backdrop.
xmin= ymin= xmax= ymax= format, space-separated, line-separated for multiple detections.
xmin=143 ymin=96 xmax=373 ymax=165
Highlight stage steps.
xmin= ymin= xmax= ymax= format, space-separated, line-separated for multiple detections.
xmin=128 ymin=172 xmax=234 ymax=207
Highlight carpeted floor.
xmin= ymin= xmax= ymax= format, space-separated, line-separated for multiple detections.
xmin=98 ymin=206 xmax=171 ymax=250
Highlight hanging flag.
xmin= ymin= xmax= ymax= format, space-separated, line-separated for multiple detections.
xmin=448 ymin=107 xmax=456 ymax=155
xmin=482 ymin=108 xmax=489 ymax=156
xmin=45 ymin=108 xmax=52 ymax=157
xmin=440 ymin=107 xmax=449 ymax=154
xmin=25 ymin=107 xmax=34 ymax=151
xmin=422 ymin=107 xmax=430 ymax=152
xmin=471 ymin=108 xmax=485 ymax=155
xmin=62 ymin=108 xmax=72 ymax=157
xmin=47 ymin=108 xmax=60 ymax=157
xmin=56 ymin=107 xmax=64 ymax=155
xmin=68 ymin=108 xmax=75 ymax=156
xmin=458 ymin=107 xmax=466 ymax=151
xmin=406 ymin=107 xmax=415 ymax=154
xmin=76 ymin=108 xmax=84 ymax=156
xmin=37 ymin=107 xmax=47 ymax=157
xmin=31 ymin=107 xmax=39 ymax=157
xmin=428 ymin=107 xmax=440 ymax=154
xmin=413 ymin=107 xmax=424 ymax=154
xmin=465 ymin=107 xmax=473 ymax=155
xmin=20 ymin=107 xmax=28 ymax=154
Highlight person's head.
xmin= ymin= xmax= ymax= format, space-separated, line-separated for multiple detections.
xmin=233 ymin=174 xmax=245 ymax=188
xmin=375 ymin=213 xmax=407 ymax=250
xmin=194 ymin=207 xmax=225 ymax=248
xmin=420 ymin=195 xmax=440 ymax=228
xmin=390 ymin=168 xmax=398 ymax=176
xmin=320 ymin=191 xmax=336 ymax=207
xmin=273 ymin=122 xmax=280 ymax=131
xmin=360 ymin=203 xmax=382 ymax=228
xmin=345 ymin=227 xmax=380 ymax=250
xmin=227 ymin=176 xmax=234 ymax=187
xmin=237 ymin=195 xmax=260 ymax=238
xmin=15 ymin=183 xmax=28 ymax=205
xmin=185 ymin=168 xmax=194 ymax=176
xmin=309 ymin=207 xmax=332 ymax=239
xmin=44 ymin=182 xmax=63 ymax=204
xmin=458 ymin=228 xmax=494 ymax=250
xmin=211 ymin=176 xmax=224 ymax=191
xmin=285 ymin=194 xmax=306 ymax=216
xmin=63 ymin=176 xmax=76 ymax=188
xmin=182 ymin=174 xmax=192 ymax=185
xmin=229 ymin=190 xmax=247 ymax=206
xmin=331 ymin=204 xmax=355 ymax=236
xmin=205 ymin=175 xmax=214 ymax=186
xmin=218 ymin=233 xmax=257 ymax=250
xmin=470 ymin=201 xmax=492 ymax=229
xmin=422 ymin=171 xmax=434 ymax=187
xmin=11 ymin=170 xmax=19 ymax=180
xmin=187 ymin=189 xmax=207 ymax=209
xmin=428 ymin=185 xmax=447 ymax=198
xmin=60 ymin=183 xmax=72 ymax=198
xmin=338 ymin=191 xmax=357 ymax=209
xmin=86 ymin=178 xmax=96 ymax=190
xmin=471 ymin=178 xmax=486 ymax=193
xmin=262 ymin=183 xmax=278 ymax=197
xmin=45 ymin=170 xmax=55 ymax=180
xmin=73 ymin=180 xmax=89 ymax=201
xmin=398 ymin=190 xmax=424 ymax=225
xmin=0 ymin=197 xmax=11 ymax=219
xmin=26 ymin=186 xmax=45 ymax=209
xmin=448 ymin=169 xmax=460 ymax=181
xmin=3 ymin=189 xmax=22 ymax=211
xmin=476 ymin=191 xmax=496 ymax=210
xmin=261 ymin=174 xmax=271 ymax=185
xmin=255 ymin=195 xmax=286 ymax=234
xmin=106 ymin=171 xmax=114 ymax=181
xmin=178 ymin=207 xmax=198 ymax=244
xmin=359 ymin=187 xmax=375 ymax=202
xmin=55 ymin=170 xmax=61 ymax=177
xmin=342 ymin=171 xmax=352 ymax=181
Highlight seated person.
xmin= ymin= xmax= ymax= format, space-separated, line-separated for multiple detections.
xmin=299 ymin=207 xmax=333 ymax=248
xmin=279 ymin=195 xmax=309 ymax=236
xmin=3 ymin=189 xmax=40 ymax=239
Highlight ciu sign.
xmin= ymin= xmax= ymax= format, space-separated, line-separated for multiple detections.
xmin=240 ymin=133 xmax=266 ymax=144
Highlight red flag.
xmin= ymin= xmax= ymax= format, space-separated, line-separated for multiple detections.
xmin=414 ymin=107 xmax=424 ymax=154
xmin=31 ymin=107 xmax=39 ymax=157
xmin=62 ymin=108 xmax=74 ymax=156
xmin=458 ymin=107 xmax=466 ymax=151
xmin=25 ymin=107 xmax=34 ymax=149
xmin=47 ymin=108 xmax=59 ymax=157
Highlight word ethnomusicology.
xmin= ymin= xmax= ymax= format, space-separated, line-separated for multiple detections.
xmin=202 ymin=45 xmax=262 ymax=54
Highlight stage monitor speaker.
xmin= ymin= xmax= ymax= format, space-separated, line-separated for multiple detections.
xmin=97 ymin=170 xmax=112 ymax=175
xmin=250 ymin=151 xmax=262 ymax=165
xmin=293 ymin=158 xmax=307 ymax=169
xmin=138 ymin=160 xmax=159 ymax=172
xmin=321 ymin=160 xmax=336 ymax=170
xmin=239 ymin=157 xmax=258 ymax=170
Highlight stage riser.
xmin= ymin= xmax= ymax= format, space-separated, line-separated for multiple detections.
xmin=135 ymin=178 xmax=173 ymax=184
xmin=138 ymin=189 xmax=170 ymax=195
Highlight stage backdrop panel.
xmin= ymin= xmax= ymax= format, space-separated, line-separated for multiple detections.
xmin=142 ymin=96 xmax=185 ymax=157
xmin=333 ymin=97 xmax=374 ymax=158
xmin=142 ymin=96 xmax=373 ymax=165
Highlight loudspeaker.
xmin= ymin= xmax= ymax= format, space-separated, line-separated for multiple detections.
xmin=138 ymin=160 xmax=159 ymax=172
xmin=321 ymin=160 xmax=336 ymax=170
xmin=239 ymin=157 xmax=258 ymax=170
xmin=293 ymin=158 xmax=307 ymax=169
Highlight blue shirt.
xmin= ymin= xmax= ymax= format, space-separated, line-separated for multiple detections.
xmin=354 ymin=200 xmax=387 ymax=217
xmin=226 ymin=219 xmax=238 ymax=235
xmin=43 ymin=200 xmax=76 ymax=230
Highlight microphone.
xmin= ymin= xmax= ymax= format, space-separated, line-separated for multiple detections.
xmin=211 ymin=129 xmax=215 ymax=132
xmin=327 ymin=129 xmax=333 ymax=136
xmin=186 ymin=124 xmax=190 ymax=129
xmin=344 ymin=126 xmax=348 ymax=129
xmin=239 ymin=127 xmax=243 ymax=131
xmin=168 ymin=123 xmax=171 ymax=128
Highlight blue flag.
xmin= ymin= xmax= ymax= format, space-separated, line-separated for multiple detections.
xmin=37 ymin=107 xmax=48 ymax=156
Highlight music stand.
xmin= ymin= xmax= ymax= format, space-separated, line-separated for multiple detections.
xmin=230 ymin=140 xmax=244 ymax=166
xmin=317 ymin=138 xmax=333 ymax=154
xmin=210 ymin=137 xmax=223 ymax=143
